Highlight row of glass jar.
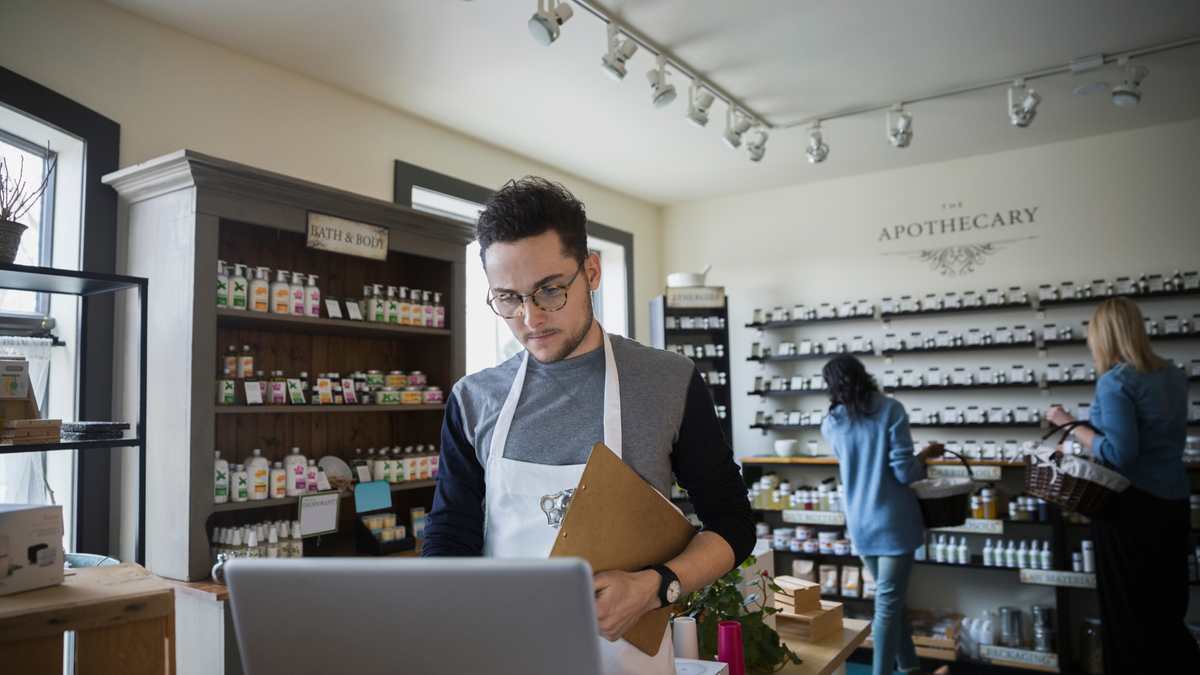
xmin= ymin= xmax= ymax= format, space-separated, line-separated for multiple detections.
xmin=754 ymin=374 xmax=826 ymax=392
xmin=908 ymin=406 xmax=1043 ymax=426
xmin=664 ymin=315 xmax=727 ymax=330
xmin=755 ymin=300 xmax=874 ymax=323
xmin=883 ymin=288 xmax=1029 ymax=314
xmin=1039 ymin=270 xmax=1198 ymax=301
xmin=884 ymin=365 xmax=1043 ymax=388
xmin=665 ymin=343 xmax=726 ymax=359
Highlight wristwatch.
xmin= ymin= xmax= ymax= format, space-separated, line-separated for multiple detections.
xmin=644 ymin=564 xmax=681 ymax=609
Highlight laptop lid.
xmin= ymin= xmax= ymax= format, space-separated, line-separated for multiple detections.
xmin=225 ymin=557 xmax=602 ymax=675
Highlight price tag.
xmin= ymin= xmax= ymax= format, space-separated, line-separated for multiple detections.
xmin=354 ymin=461 xmax=372 ymax=483
xmin=243 ymin=380 xmax=263 ymax=405
xmin=298 ymin=491 xmax=340 ymax=536
xmin=316 ymin=469 xmax=332 ymax=492
xmin=341 ymin=379 xmax=357 ymax=405
xmin=286 ymin=379 xmax=305 ymax=404
xmin=345 ymin=302 xmax=364 ymax=321
xmin=324 ymin=298 xmax=344 ymax=319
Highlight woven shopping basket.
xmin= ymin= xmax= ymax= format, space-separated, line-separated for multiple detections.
xmin=1022 ymin=421 xmax=1130 ymax=518
xmin=910 ymin=450 xmax=977 ymax=528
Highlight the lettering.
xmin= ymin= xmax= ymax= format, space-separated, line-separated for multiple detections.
xmin=875 ymin=205 xmax=1040 ymax=243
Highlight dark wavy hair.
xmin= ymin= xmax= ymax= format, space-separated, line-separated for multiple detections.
xmin=475 ymin=176 xmax=588 ymax=267
xmin=822 ymin=354 xmax=879 ymax=422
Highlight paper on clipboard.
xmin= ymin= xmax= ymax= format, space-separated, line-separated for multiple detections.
xmin=549 ymin=442 xmax=696 ymax=656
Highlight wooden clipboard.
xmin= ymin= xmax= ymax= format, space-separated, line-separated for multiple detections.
xmin=549 ymin=442 xmax=696 ymax=655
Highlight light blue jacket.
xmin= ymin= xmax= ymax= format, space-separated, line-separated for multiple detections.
xmin=821 ymin=394 xmax=925 ymax=556
xmin=1089 ymin=363 xmax=1190 ymax=501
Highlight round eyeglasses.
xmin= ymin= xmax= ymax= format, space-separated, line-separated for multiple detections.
xmin=486 ymin=261 xmax=586 ymax=319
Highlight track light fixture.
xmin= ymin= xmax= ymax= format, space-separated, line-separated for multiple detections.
xmin=1007 ymin=80 xmax=1041 ymax=127
xmin=600 ymin=23 xmax=638 ymax=81
xmin=722 ymin=108 xmax=753 ymax=149
xmin=887 ymin=105 xmax=913 ymax=148
xmin=1112 ymin=58 xmax=1148 ymax=107
xmin=806 ymin=123 xmax=829 ymax=163
xmin=686 ymin=79 xmax=716 ymax=128
xmin=528 ymin=0 xmax=573 ymax=47
xmin=645 ymin=55 xmax=677 ymax=108
xmin=744 ymin=127 xmax=768 ymax=162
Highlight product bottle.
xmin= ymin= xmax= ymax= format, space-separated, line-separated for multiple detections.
xmin=217 ymin=260 xmax=229 ymax=308
xmin=271 ymin=371 xmax=288 ymax=405
xmin=231 ymin=464 xmax=249 ymax=503
xmin=433 ymin=292 xmax=445 ymax=328
xmin=284 ymin=448 xmax=307 ymax=497
xmin=957 ymin=537 xmax=969 ymax=564
xmin=817 ymin=484 xmax=829 ymax=511
xmin=214 ymin=451 xmax=230 ymax=504
xmin=277 ymin=522 xmax=290 ymax=558
xmin=245 ymin=530 xmax=261 ymax=558
xmin=398 ymin=287 xmax=412 ymax=325
xmin=270 ymin=461 xmax=287 ymax=499
xmin=358 ymin=285 xmax=373 ymax=319
xmin=249 ymin=266 xmax=270 ymax=312
xmin=981 ymin=487 xmax=997 ymax=519
xmin=374 ymin=449 xmax=391 ymax=482
xmin=246 ymin=449 xmax=270 ymax=501
xmin=230 ymin=528 xmax=243 ymax=555
xmin=307 ymin=459 xmax=319 ymax=493
xmin=406 ymin=289 xmax=420 ymax=325
xmin=982 ymin=538 xmax=994 ymax=566
xmin=290 ymin=272 xmax=306 ymax=316
xmin=290 ymin=522 xmax=304 ymax=558
xmin=305 ymin=274 xmax=321 ymax=317
xmin=1040 ymin=541 xmax=1052 ymax=570
xmin=266 ymin=527 xmax=280 ymax=558
xmin=422 ymin=291 xmax=435 ymax=327
xmin=970 ymin=495 xmax=984 ymax=519
xmin=933 ymin=535 xmax=946 ymax=563
xmin=216 ymin=368 xmax=236 ymax=406
xmin=223 ymin=344 xmax=238 ymax=375
xmin=238 ymin=345 xmax=255 ymax=379
xmin=271 ymin=270 xmax=291 ymax=314
xmin=1005 ymin=540 xmax=1018 ymax=568
xmin=1017 ymin=540 xmax=1029 ymax=569
xmin=230 ymin=264 xmax=249 ymax=311
xmin=372 ymin=284 xmax=387 ymax=323
xmin=385 ymin=286 xmax=399 ymax=324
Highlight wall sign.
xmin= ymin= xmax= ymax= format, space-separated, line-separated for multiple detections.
xmin=931 ymin=518 xmax=1004 ymax=535
xmin=979 ymin=645 xmax=1058 ymax=669
xmin=666 ymin=286 xmax=725 ymax=308
xmin=928 ymin=465 xmax=1002 ymax=481
xmin=782 ymin=510 xmax=846 ymax=526
xmin=307 ymin=212 xmax=389 ymax=261
xmin=1019 ymin=568 xmax=1096 ymax=588
xmin=878 ymin=203 xmax=1041 ymax=277
xmin=298 ymin=491 xmax=341 ymax=536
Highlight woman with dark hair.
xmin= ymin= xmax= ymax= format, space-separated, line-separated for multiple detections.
xmin=820 ymin=354 xmax=944 ymax=675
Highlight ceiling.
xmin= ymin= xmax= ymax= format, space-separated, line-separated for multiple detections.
xmin=100 ymin=0 xmax=1200 ymax=205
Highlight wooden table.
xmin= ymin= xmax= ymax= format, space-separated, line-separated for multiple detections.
xmin=0 ymin=563 xmax=175 ymax=675
xmin=778 ymin=618 xmax=872 ymax=675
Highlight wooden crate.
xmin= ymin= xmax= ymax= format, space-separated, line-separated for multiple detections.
xmin=775 ymin=600 xmax=843 ymax=643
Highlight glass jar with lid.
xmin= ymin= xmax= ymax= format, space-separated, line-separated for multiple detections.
xmin=408 ymin=371 xmax=428 ymax=388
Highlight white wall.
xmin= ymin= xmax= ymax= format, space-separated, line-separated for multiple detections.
xmin=0 ymin=0 xmax=662 ymax=342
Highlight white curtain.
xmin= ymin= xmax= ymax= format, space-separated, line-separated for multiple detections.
xmin=0 ymin=336 xmax=53 ymax=504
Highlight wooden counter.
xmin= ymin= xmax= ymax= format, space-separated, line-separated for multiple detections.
xmin=778 ymin=617 xmax=872 ymax=675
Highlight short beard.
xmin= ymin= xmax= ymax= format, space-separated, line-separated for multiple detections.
xmin=529 ymin=292 xmax=595 ymax=364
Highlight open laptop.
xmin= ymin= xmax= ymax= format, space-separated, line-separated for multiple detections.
xmin=225 ymin=557 xmax=603 ymax=675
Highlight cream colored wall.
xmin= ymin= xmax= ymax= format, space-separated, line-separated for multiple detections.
xmin=0 ymin=0 xmax=662 ymax=341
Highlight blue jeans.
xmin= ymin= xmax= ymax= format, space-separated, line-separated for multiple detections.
xmin=860 ymin=553 xmax=920 ymax=675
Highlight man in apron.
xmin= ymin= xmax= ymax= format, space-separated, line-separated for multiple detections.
xmin=423 ymin=177 xmax=755 ymax=675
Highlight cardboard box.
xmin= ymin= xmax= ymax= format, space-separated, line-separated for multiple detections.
xmin=0 ymin=504 xmax=64 ymax=596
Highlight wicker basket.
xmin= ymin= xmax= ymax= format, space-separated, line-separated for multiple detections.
xmin=911 ymin=450 xmax=976 ymax=529
xmin=1022 ymin=422 xmax=1130 ymax=518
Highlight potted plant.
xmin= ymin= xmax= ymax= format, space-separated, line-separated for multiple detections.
xmin=674 ymin=555 xmax=803 ymax=673
xmin=0 ymin=148 xmax=57 ymax=264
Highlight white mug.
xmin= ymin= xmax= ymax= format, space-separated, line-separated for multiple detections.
xmin=672 ymin=616 xmax=699 ymax=660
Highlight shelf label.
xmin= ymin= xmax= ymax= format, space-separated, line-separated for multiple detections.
xmin=782 ymin=510 xmax=845 ymax=526
xmin=298 ymin=491 xmax=341 ymax=536
xmin=928 ymin=465 xmax=1001 ymax=481
xmin=979 ymin=644 xmax=1059 ymax=669
xmin=307 ymin=212 xmax=388 ymax=261
xmin=931 ymin=518 xmax=1003 ymax=534
xmin=1019 ymin=568 xmax=1096 ymax=588
xmin=666 ymin=286 xmax=725 ymax=308
xmin=324 ymin=297 xmax=344 ymax=319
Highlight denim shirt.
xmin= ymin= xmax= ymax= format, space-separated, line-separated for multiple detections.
xmin=820 ymin=394 xmax=925 ymax=556
xmin=1089 ymin=363 xmax=1190 ymax=501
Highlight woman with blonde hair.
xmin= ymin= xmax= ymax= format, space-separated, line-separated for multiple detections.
xmin=1047 ymin=297 xmax=1199 ymax=673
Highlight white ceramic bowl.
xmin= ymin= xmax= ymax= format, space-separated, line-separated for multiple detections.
xmin=666 ymin=272 xmax=707 ymax=288
xmin=774 ymin=439 xmax=798 ymax=457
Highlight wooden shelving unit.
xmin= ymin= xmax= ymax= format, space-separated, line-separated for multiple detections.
xmin=650 ymin=296 xmax=734 ymax=448
xmin=214 ymin=404 xmax=446 ymax=414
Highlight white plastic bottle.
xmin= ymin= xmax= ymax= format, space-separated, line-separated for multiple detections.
xmin=405 ymin=289 xmax=420 ymax=325
xmin=290 ymin=272 xmax=306 ymax=316
xmin=305 ymin=275 xmax=321 ymax=317
xmin=276 ymin=522 xmax=290 ymax=558
xmin=229 ymin=264 xmax=249 ymax=311
xmin=1017 ymin=540 xmax=1029 ymax=569
xmin=385 ymin=286 xmax=399 ymax=324
xmin=231 ymin=464 xmax=248 ymax=502
xmin=229 ymin=528 xmax=243 ymax=555
xmin=433 ymin=292 xmax=445 ymax=328
xmin=270 ymin=270 xmax=291 ymax=314
xmin=933 ymin=535 xmax=946 ymax=563
xmin=374 ymin=449 xmax=390 ymax=482
xmin=245 ymin=530 xmax=261 ymax=558
xmin=1005 ymin=540 xmax=1018 ymax=568
xmin=246 ymin=449 xmax=270 ymax=501
xmin=306 ymin=459 xmax=318 ymax=493
xmin=217 ymin=260 xmax=229 ymax=308
xmin=250 ymin=266 xmax=270 ymax=312
xmin=290 ymin=522 xmax=304 ymax=558
xmin=213 ymin=451 xmax=230 ymax=504
xmin=398 ymin=287 xmax=412 ymax=325
xmin=358 ymin=285 xmax=373 ymax=319
xmin=266 ymin=527 xmax=280 ymax=558
xmin=270 ymin=461 xmax=287 ymax=499
xmin=1040 ymin=541 xmax=1052 ymax=570
xmin=982 ymin=538 xmax=994 ymax=566
xmin=372 ymin=283 xmax=387 ymax=323
xmin=284 ymin=448 xmax=307 ymax=497
xmin=422 ymin=290 xmax=435 ymax=327
xmin=957 ymin=537 xmax=969 ymax=564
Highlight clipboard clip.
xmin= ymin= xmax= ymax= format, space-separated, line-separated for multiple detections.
xmin=539 ymin=488 xmax=575 ymax=528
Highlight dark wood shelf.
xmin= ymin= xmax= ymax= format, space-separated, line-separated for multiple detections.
xmin=882 ymin=341 xmax=1037 ymax=357
xmin=746 ymin=314 xmax=876 ymax=329
xmin=215 ymin=403 xmax=446 ymax=414
xmin=881 ymin=302 xmax=1032 ymax=320
xmin=216 ymin=307 xmax=451 ymax=339
xmin=212 ymin=479 xmax=436 ymax=513
xmin=885 ymin=382 xmax=1039 ymax=392
xmin=1038 ymin=287 xmax=1200 ymax=309
xmin=748 ymin=351 xmax=874 ymax=363
xmin=0 ymin=436 xmax=144 ymax=455
xmin=748 ymin=389 xmax=829 ymax=397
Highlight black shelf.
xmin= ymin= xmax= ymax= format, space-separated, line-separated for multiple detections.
xmin=885 ymin=382 xmax=1040 ymax=392
xmin=746 ymin=314 xmax=876 ymax=330
xmin=881 ymin=302 xmax=1032 ymax=321
xmin=216 ymin=307 xmax=450 ymax=339
xmin=1038 ymin=287 xmax=1200 ymax=309
xmin=1044 ymin=333 xmax=1199 ymax=349
xmin=750 ymin=423 xmax=821 ymax=432
xmin=881 ymin=341 xmax=1038 ymax=357
xmin=748 ymin=389 xmax=829 ymax=397
xmin=0 ymin=437 xmax=143 ymax=455
xmin=0 ymin=262 xmax=144 ymax=296
xmin=748 ymin=351 xmax=875 ymax=363
xmin=665 ymin=327 xmax=727 ymax=334
xmin=776 ymin=548 xmax=1020 ymax=572
xmin=910 ymin=422 xmax=1045 ymax=429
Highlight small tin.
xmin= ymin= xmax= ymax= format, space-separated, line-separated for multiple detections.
xmin=401 ymin=386 xmax=424 ymax=405
xmin=423 ymin=386 xmax=444 ymax=404
xmin=833 ymin=540 xmax=851 ymax=556
xmin=385 ymin=370 xmax=407 ymax=388
xmin=789 ymin=538 xmax=802 ymax=552
xmin=375 ymin=387 xmax=401 ymax=405
xmin=365 ymin=370 xmax=385 ymax=388
xmin=802 ymin=539 xmax=819 ymax=553
xmin=408 ymin=371 xmax=428 ymax=387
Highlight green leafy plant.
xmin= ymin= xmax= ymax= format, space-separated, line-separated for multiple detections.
xmin=674 ymin=555 xmax=802 ymax=673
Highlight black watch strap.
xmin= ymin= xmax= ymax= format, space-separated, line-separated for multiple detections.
xmin=644 ymin=564 xmax=681 ymax=609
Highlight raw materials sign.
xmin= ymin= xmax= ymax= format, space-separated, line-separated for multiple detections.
xmin=307 ymin=213 xmax=389 ymax=261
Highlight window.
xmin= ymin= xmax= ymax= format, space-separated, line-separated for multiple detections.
xmin=0 ymin=128 xmax=55 ymax=315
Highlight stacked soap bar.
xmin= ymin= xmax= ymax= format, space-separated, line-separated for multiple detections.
xmin=1 ymin=419 xmax=63 ymax=445
xmin=773 ymin=575 xmax=844 ymax=643
xmin=60 ymin=421 xmax=130 ymax=441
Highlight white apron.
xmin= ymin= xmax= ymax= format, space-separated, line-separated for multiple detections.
xmin=482 ymin=330 xmax=674 ymax=675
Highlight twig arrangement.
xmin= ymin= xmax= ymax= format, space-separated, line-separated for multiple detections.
xmin=1 ymin=146 xmax=57 ymax=222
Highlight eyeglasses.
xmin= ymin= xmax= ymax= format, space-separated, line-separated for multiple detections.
xmin=487 ymin=261 xmax=586 ymax=319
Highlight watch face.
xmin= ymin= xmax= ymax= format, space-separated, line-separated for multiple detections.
xmin=666 ymin=579 xmax=681 ymax=604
